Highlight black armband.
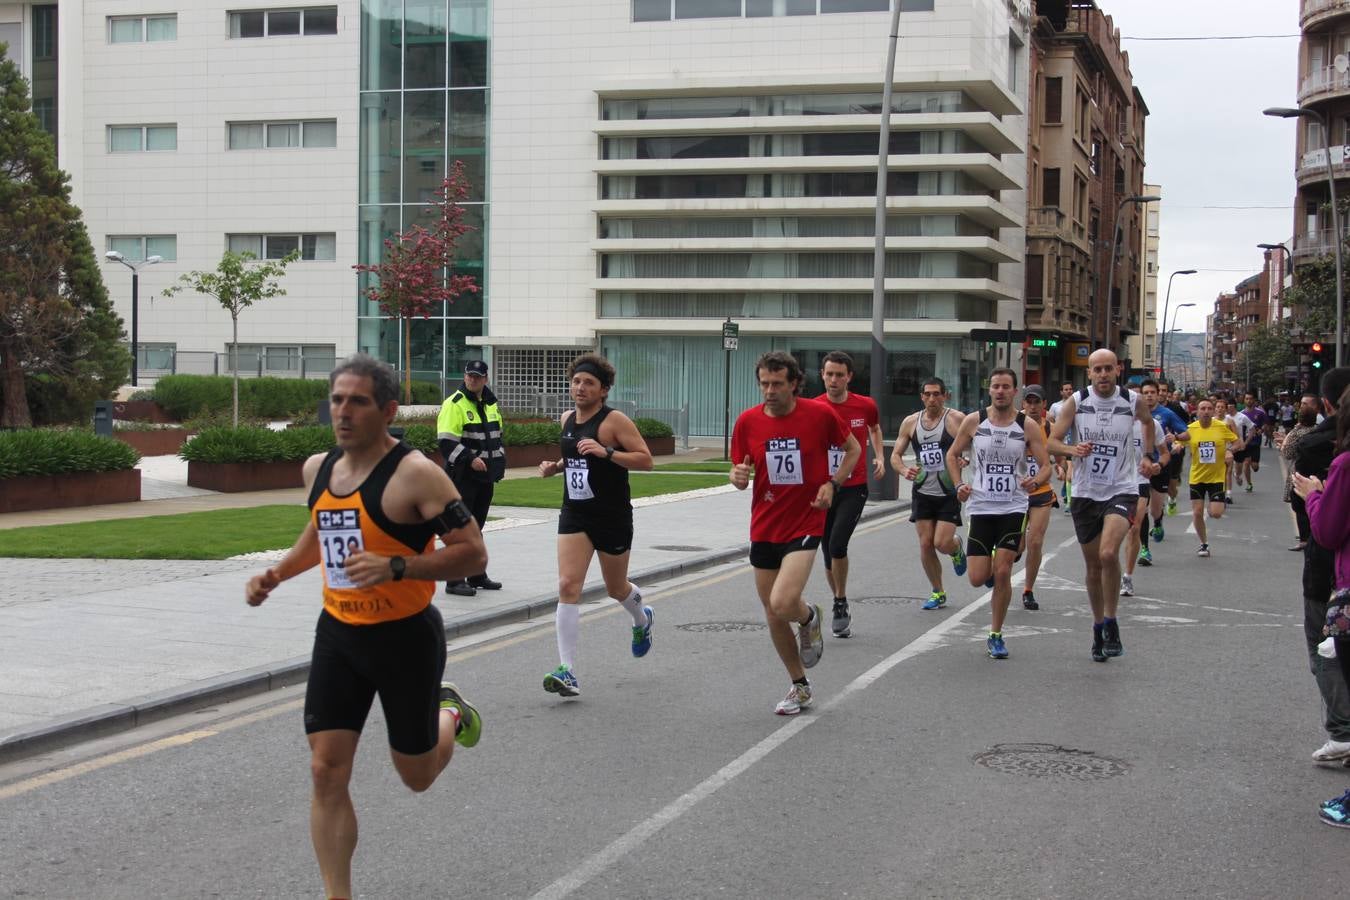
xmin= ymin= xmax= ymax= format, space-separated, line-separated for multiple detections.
xmin=432 ymin=499 xmax=474 ymax=533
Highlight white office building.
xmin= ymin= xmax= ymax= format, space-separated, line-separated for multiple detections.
xmin=2 ymin=0 xmax=1028 ymax=431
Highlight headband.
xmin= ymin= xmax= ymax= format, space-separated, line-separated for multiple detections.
xmin=573 ymin=361 xmax=611 ymax=388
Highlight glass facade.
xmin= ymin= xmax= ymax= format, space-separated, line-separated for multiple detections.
xmin=359 ymin=0 xmax=489 ymax=379
xmin=31 ymin=4 xmax=57 ymax=148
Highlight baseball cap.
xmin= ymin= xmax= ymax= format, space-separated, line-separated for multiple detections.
xmin=464 ymin=360 xmax=488 ymax=376
xmin=1023 ymin=384 xmax=1046 ymax=400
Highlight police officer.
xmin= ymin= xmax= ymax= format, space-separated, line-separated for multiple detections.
xmin=437 ymin=359 xmax=505 ymax=595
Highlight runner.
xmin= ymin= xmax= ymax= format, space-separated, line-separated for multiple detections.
xmin=1122 ymin=412 xmax=1169 ymax=596
xmin=1163 ymin=386 xmax=1193 ymax=515
xmin=537 ymin=353 xmax=655 ymax=698
xmin=1234 ymin=391 xmax=1267 ymax=493
xmin=891 ymin=377 xmax=968 ymax=610
xmin=1186 ymin=397 xmax=1240 ymax=559
xmin=947 ymin=369 xmax=1050 ymax=657
xmin=1217 ymin=397 xmax=1238 ymax=504
xmin=1047 ymin=348 xmax=1157 ymax=662
xmin=1048 ymin=380 xmax=1076 ymax=508
xmin=812 ymin=351 xmax=884 ymax=638
xmin=731 ymin=350 xmax=859 ymax=715
xmin=244 ymin=354 xmax=486 ymax=900
xmin=1018 ymin=384 xmax=1059 ymax=611
xmin=1140 ymin=378 xmax=1190 ymax=555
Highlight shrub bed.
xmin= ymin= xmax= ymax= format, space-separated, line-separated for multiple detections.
xmin=179 ymin=425 xmax=335 ymax=464
xmin=154 ymin=375 xmax=443 ymax=421
xmin=0 ymin=429 xmax=140 ymax=478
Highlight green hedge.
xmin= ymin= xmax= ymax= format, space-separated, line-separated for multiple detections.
xmin=0 ymin=429 xmax=140 ymax=478
xmin=634 ymin=417 xmax=674 ymax=439
xmin=179 ymin=425 xmax=336 ymax=464
xmin=154 ymin=375 xmax=443 ymax=420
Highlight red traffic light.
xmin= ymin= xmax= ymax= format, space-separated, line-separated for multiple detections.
xmin=1312 ymin=342 xmax=1324 ymax=353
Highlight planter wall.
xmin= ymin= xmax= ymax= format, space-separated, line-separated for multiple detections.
xmin=115 ymin=430 xmax=192 ymax=457
xmin=187 ymin=460 xmax=304 ymax=493
xmin=113 ymin=400 xmax=176 ymax=424
xmin=646 ymin=436 xmax=675 ymax=456
xmin=0 ymin=469 xmax=140 ymax=513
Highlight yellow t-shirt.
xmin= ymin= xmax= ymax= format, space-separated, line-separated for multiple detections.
xmin=1186 ymin=420 xmax=1239 ymax=485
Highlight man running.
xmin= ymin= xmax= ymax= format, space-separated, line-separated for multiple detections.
xmin=731 ymin=351 xmax=859 ymax=715
xmin=1216 ymin=397 xmax=1238 ymax=504
xmin=1048 ymin=380 xmax=1076 ymax=507
xmin=1018 ymin=384 xmax=1058 ymax=611
xmin=1234 ymin=391 xmax=1267 ymax=493
xmin=1186 ymin=397 xmax=1240 ymax=559
xmin=1163 ymin=386 xmax=1192 ymax=515
xmin=244 ymin=354 xmax=486 ymax=900
xmin=812 ymin=351 xmax=884 ymax=638
xmin=891 ymin=377 xmax=968 ymax=610
xmin=947 ymin=368 xmax=1050 ymax=658
xmin=1048 ymin=348 xmax=1156 ymax=662
xmin=1139 ymin=378 xmax=1190 ymax=556
xmin=1122 ymin=411 xmax=1169 ymax=596
xmin=538 ymin=353 xmax=655 ymax=698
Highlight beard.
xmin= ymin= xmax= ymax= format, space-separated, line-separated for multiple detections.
xmin=1299 ymin=411 xmax=1319 ymax=427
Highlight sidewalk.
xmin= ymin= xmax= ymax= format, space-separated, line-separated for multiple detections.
xmin=0 ymin=448 xmax=906 ymax=761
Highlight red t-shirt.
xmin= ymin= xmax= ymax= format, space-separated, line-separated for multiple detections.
xmin=731 ymin=399 xmax=851 ymax=543
xmin=810 ymin=392 xmax=878 ymax=488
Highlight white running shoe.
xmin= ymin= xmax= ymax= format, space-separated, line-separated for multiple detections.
xmin=1121 ymin=575 xmax=1134 ymax=597
xmin=798 ymin=604 xmax=824 ymax=668
xmin=774 ymin=682 xmax=813 ymax=716
xmin=1313 ymin=738 xmax=1350 ymax=763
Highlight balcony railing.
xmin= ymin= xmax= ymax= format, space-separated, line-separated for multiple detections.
xmin=1302 ymin=0 xmax=1350 ymax=28
xmin=1299 ymin=65 xmax=1350 ymax=103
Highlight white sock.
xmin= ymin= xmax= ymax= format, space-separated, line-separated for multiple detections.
xmin=556 ymin=602 xmax=580 ymax=669
xmin=615 ymin=585 xmax=645 ymax=625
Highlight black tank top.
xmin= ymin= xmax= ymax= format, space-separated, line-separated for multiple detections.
xmin=560 ymin=406 xmax=631 ymax=513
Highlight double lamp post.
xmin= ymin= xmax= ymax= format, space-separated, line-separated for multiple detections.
xmin=104 ymin=251 xmax=161 ymax=387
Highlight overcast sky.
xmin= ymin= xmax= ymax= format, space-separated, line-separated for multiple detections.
xmin=1103 ymin=0 xmax=1301 ymax=334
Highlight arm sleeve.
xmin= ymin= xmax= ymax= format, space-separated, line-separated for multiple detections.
xmin=1309 ymin=456 xmax=1350 ymax=550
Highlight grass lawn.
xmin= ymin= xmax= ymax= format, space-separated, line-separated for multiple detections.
xmin=0 ymin=473 xmax=729 ymax=559
xmin=651 ymin=460 xmax=732 ymax=473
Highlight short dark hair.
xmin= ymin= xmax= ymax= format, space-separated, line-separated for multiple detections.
xmin=1061 ymin=381 xmax=1074 ymax=389
xmin=756 ymin=350 xmax=803 ymax=389
xmin=330 ymin=353 xmax=399 ymax=407
xmin=990 ymin=367 xmax=1018 ymax=388
xmin=922 ymin=376 xmax=947 ymax=395
xmin=821 ymin=350 xmax=854 ymax=373
xmin=1320 ymin=366 xmax=1350 ymax=406
xmin=568 ymin=352 xmax=615 ymax=389
xmin=1140 ymin=378 xmax=1159 ymax=391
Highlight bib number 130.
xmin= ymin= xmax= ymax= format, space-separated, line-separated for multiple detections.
xmin=766 ymin=438 xmax=804 ymax=485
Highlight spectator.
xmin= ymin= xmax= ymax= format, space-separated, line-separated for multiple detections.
xmin=1277 ymin=393 xmax=1320 ymax=551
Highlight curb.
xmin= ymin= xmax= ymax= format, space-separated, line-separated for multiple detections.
xmin=0 ymin=500 xmax=907 ymax=764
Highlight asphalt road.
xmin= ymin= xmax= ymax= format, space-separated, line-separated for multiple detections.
xmin=0 ymin=460 xmax=1343 ymax=898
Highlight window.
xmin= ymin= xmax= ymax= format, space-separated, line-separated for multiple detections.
xmin=107 ymin=235 xmax=177 ymax=262
xmin=675 ymin=0 xmax=740 ymax=17
xmin=227 ymin=233 xmax=336 ymax=261
xmin=225 ymin=343 xmax=336 ymax=373
xmin=32 ymin=4 xmax=56 ymax=59
xmin=109 ymin=14 xmax=177 ymax=43
xmin=1041 ymin=167 xmax=1060 ymax=209
xmin=746 ymin=0 xmax=815 ymax=14
xmin=1043 ymin=77 xmax=1062 ymax=124
xmin=228 ymin=120 xmax=336 ymax=149
xmin=108 ymin=125 xmax=177 ymax=152
xmin=1025 ymin=254 xmax=1044 ymax=303
xmin=229 ymin=7 xmax=337 ymax=38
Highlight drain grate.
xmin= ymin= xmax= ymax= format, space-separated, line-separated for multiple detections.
xmin=973 ymin=743 xmax=1129 ymax=781
xmin=849 ymin=595 xmax=929 ymax=605
xmin=651 ymin=544 xmax=709 ymax=552
xmin=676 ymin=621 xmax=766 ymax=633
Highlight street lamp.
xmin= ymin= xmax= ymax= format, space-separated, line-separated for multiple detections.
xmin=1158 ymin=269 xmax=1197 ymax=382
xmin=104 ymin=250 xmax=162 ymax=387
xmin=1164 ymin=301 xmax=1196 ymax=379
xmin=1103 ymin=194 xmax=1161 ymax=349
xmin=1265 ymin=106 xmax=1344 ymax=366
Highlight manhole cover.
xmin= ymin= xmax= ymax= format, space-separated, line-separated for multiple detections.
xmin=676 ymin=621 xmax=766 ymax=633
xmin=972 ymin=743 xmax=1129 ymax=781
xmin=849 ymin=595 xmax=928 ymax=605
xmin=652 ymin=544 xmax=709 ymax=552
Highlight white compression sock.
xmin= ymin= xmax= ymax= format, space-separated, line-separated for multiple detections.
xmin=615 ymin=585 xmax=645 ymax=625
xmin=556 ymin=602 xmax=580 ymax=669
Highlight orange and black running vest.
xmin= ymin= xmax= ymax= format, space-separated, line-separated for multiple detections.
xmin=308 ymin=443 xmax=437 ymax=625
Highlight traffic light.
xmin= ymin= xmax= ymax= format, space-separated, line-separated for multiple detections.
xmin=1309 ymin=341 xmax=1330 ymax=388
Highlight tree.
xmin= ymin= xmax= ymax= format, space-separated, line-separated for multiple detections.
xmin=161 ymin=250 xmax=297 ymax=426
xmin=0 ymin=43 xmax=130 ymax=428
xmin=354 ymin=163 xmax=479 ymax=404
xmin=1235 ymin=322 xmax=1297 ymax=398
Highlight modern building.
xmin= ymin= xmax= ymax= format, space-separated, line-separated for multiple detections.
xmin=3 ymin=0 xmax=1030 ymax=432
xmin=1126 ymin=180 xmax=1159 ymax=374
xmin=1023 ymin=0 xmax=1148 ymax=385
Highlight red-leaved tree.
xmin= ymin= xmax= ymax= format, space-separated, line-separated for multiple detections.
xmin=354 ymin=161 xmax=479 ymax=404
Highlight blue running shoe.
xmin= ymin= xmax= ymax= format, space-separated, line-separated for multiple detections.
xmin=631 ymin=606 xmax=654 ymax=658
xmin=922 ymin=591 xmax=947 ymax=611
xmin=1150 ymin=525 xmax=1164 ymax=543
xmin=985 ymin=575 xmax=995 ymax=589
xmin=987 ymin=632 xmax=1009 ymax=659
xmin=950 ymin=539 xmax=967 ymax=577
xmin=543 ymin=665 xmax=580 ymax=697
xmin=1319 ymin=789 xmax=1350 ymax=828
xmin=1138 ymin=547 xmax=1152 ymax=567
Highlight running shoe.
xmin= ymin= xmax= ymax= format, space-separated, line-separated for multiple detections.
xmin=1103 ymin=619 xmax=1124 ymax=657
xmin=1224 ymin=493 xmax=1233 ymax=505
xmin=1197 ymin=543 xmax=1210 ymax=558
xmin=986 ymin=632 xmax=1009 ymax=659
xmin=1137 ymin=547 xmax=1152 ymax=567
xmin=1166 ymin=497 xmax=1177 ymax=517
xmin=543 ymin=665 xmax=581 ymax=697
xmin=798 ymin=604 xmax=825 ymax=668
xmin=1312 ymin=739 xmax=1350 ymax=764
xmin=1150 ymin=524 xmax=1164 ymax=543
xmin=1091 ymin=630 xmax=1108 ymax=663
xmin=1121 ymin=574 xmax=1134 ymax=597
xmin=1022 ymin=590 xmax=1039 ymax=611
xmin=985 ymin=575 xmax=995 ymax=589
xmin=631 ymin=605 xmax=654 ymax=658
xmin=775 ymin=682 xmax=813 ymax=716
xmin=1319 ymin=789 xmax=1350 ymax=828
xmin=1245 ymin=482 xmax=1254 ymax=493
xmin=439 ymin=682 xmax=482 ymax=748
xmin=950 ymin=538 xmax=967 ymax=577
xmin=832 ymin=598 xmax=852 ymax=638
xmin=922 ymin=591 xmax=947 ymax=611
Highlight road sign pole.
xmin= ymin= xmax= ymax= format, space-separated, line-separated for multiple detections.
xmin=722 ymin=318 xmax=739 ymax=460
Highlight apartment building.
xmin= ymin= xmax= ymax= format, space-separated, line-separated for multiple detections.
xmin=1023 ymin=0 xmax=1148 ymax=385
xmin=1127 ymin=180 xmax=1159 ymax=373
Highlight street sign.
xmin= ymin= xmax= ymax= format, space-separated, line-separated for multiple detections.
xmin=722 ymin=321 xmax=739 ymax=351
xmin=723 ymin=337 xmax=738 ymax=351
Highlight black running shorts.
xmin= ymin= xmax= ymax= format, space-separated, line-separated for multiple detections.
xmin=1069 ymin=493 xmax=1138 ymax=545
xmin=1028 ymin=490 xmax=1059 ymax=509
xmin=1149 ymin=471 xmax=1171 ymax=493
xmin=558 ymin=506 xmax=634 ymax=556
xmin=1190 ymin=482 xmax=1225 ymax=502
xmin=304 ymin=605 xmax=447 ymax=756
xmin=909 ymin=490 xmax=962 ymax=525
xmin=750 ymin=535 xmax=821 ymax=570
xmin=966 ymin=512 xmax=1027 ymax=557
xmin=822 ymin=484 xmax=868 ymax=567
xmin=1167 ymin=448 xmax=1185 ymax=480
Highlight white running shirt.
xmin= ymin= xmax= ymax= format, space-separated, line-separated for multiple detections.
xmin=1071 ymin=386 xmax=1140 ymax=501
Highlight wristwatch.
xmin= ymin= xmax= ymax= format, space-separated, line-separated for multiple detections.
xmin=389 ymin=556 xmax=406 ymax=582
xmin=605 ymin=446 xmax=615 ymax=459
xmin=829 ymin=478 xmax=845 ymax=491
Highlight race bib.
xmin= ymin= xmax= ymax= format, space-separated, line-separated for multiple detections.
xmin=766 ymin=438 xmax=803 ymax=485
xmin=317 ymin=508 xmax=365 ymax=590
xmin=919 ymin=441 xmax=944 ymax=472
xmin=983 ymin=463 xmax=1016 ymax=498
xmin=828 ymin=447 xmax=845 ymax=476
xmin=1087 ymin=443 xmax=1118 ymax=484
xmin=1026 ymin=454 xmax=1040 ymax=479
xmin=1198 ymin=441 xmax=1217 ymax=465
xmin=565 ymin=458 xmax=594 ymax=500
